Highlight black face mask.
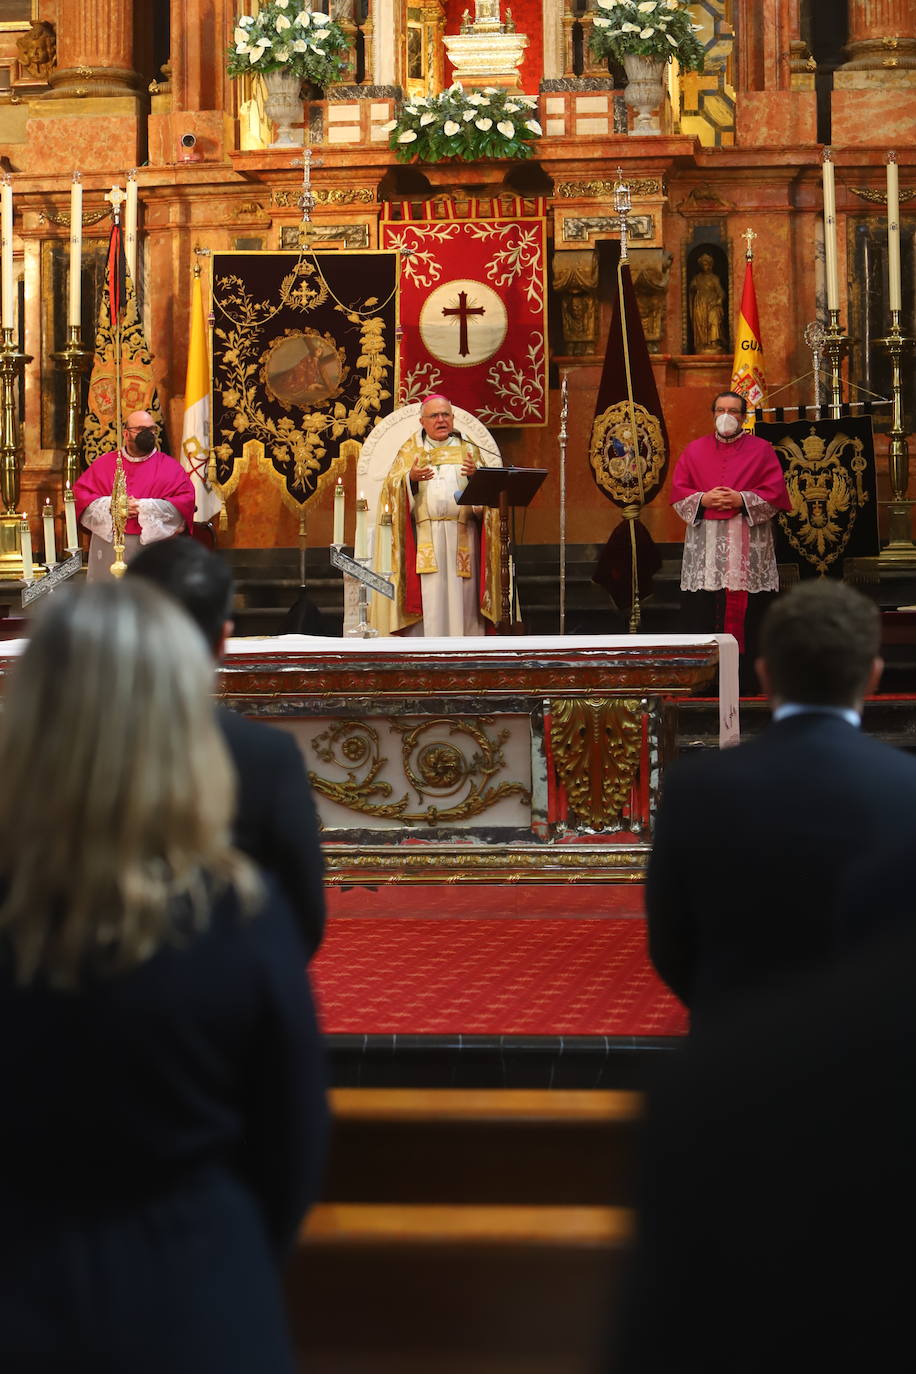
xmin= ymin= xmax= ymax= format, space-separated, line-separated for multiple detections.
xmin=130 ymin=428 xmax=157 ymax=455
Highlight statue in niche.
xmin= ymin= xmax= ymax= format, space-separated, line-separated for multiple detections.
xmin=16 ymin=20 xmax=56 ymax=81
xmin=634 ymin=252 xmax=673 ymax=354
xmin=689 ymin=251 xmax=727 ymax=354
xmin=553 ymin=249 xmax=599 ymax=357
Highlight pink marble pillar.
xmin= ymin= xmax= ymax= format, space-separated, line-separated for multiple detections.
xmin=47 ymin=0 xmax=142 ymax=98
xmin=840 ymin=1 xmax=916 ymax=76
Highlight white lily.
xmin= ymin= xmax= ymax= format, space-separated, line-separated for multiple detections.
xmin=525 ymin=118 xmax=542 ymax=135
xmin=398 ymin=129 xmax=418 ymax=143
xmin=292 ymin=38 xmax=307 ymax=51
xmin=475 ymin=117 xmax=493 ymax=130
xmin=621 ymin=21 xmax=640 ymax=31
xmin=240 ymin=14 xmax=255 ymax=25
xmin=496 ymin=120 xmax=515 ymax=137
xmin=276 ymin=14 xmax=291 ymax=30
xmin=666 ymin=31 xmax=678 ymax=43
xmin=419 ymin=112 xmax=436 ymax=126
xmin=443 ymin=119 xmax=461 ymax=135
xmin=639 ymin=27 xmax=654 ymax=36
xmin=311 ymin=11 xmax=330 ymax=23
xmin=462 ymin=109 xmax=476 ymax=121
xmin=637 ymin=1 xmax=658 ymax=10
xmin=504 ymin=102 xmax=520 ymax=112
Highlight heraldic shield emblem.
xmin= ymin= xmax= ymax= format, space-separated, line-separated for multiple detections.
xmin=589 ymin=400 xmax=667 ymax=510
xmin=755 ymin=416 xmax=880 ymax=576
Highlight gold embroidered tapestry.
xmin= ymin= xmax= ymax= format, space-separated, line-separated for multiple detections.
xmin=210 ymin=250 xmax=398 ymax=509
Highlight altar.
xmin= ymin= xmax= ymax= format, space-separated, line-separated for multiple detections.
xmin=220 ymin=633 xmax=738 ymax=884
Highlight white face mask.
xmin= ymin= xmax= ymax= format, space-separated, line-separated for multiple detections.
xmin=715 ymin=411 xmax=742 ymax=438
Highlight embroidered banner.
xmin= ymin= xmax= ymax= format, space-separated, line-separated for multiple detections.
xmin=756 ymin=415 xmax=880 ymax=576
xmin=210 ymin=250 xmax=398 ymax=509
xmin=381 ymin=197 xmax=548 ymax=427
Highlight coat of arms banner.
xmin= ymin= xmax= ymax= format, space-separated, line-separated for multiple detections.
xmin=210 ymin=251 xmax=398 ymax=509
xmin=755 ymin=415 xmax=880 ymax=576
xmin=381 ymin=197 xmax=548 ymax=427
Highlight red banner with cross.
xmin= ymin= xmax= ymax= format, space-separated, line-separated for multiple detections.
xmin=381 ymin=196 xmax=548 ymax=428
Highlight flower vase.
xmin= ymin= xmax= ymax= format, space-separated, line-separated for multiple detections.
xmin=263 ymin=68 xmax=304 ymax=148
xmin=622 ymin=53 xmax=666 ymax=136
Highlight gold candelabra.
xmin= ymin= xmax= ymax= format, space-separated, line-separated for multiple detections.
xmin=51 ymin=325 xmax=92 ymax=492
xmin=0 ymin=325 xmax=33 ymax=580
xmin=876 ymin=310 xmax=915 ymax=558
xmin=822 ymin=309 xmax=848 ymax=419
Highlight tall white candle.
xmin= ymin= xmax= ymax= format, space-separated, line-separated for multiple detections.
xmin=887 ymin=151 xmax=902 ymax=315
xmin=68 ymin=172 xmax=83 ymax=329
xmin=125 ymin=169 xmax=138 ymax=288
xmin=354 ymin=493 xmax=368 ymax=560
xmin=42 ymin=499 xmax=57 ymax=566
xmin=19 ymin=514 xmax=32 ymax=582
xmin=1 ymin=173 xmax=13 ymax=332
xmin=333 ymin=476 xmax=345 ymax=545
xmin=822 ymin=148 xmax=840 ymax=312
xmin=378 ymin=506 xmax=392 ymax=576
xmin=64 ymin=482 xmax=79 ymax=550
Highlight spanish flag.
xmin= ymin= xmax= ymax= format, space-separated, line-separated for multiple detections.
xmin=731 ymin=254 xmax=766 ymax=411
xmin=180 ymin=265 xmax=222 ymax=523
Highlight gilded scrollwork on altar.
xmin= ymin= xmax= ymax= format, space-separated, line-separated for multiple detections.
xmin=547 ymin=697 xmax=645 ymax=832
xmin=306 ymin=714 xmax=532 ymax=826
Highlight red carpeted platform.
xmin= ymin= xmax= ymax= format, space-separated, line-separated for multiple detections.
xmin=312 ymin=914 xmax=687 ymax=1037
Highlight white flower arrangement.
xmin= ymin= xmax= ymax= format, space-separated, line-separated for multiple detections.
xmin=226 ymin=2 xmax=349 ymax=87
xmin=590 ymin=0 xmax=705 ymax=72
xmin=385 ymin=83 xmax=542 ymax=163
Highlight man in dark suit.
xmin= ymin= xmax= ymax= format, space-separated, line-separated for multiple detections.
xmin=127 ymin=539 xmax=326 ymax=958
xmin=646 ymin=578 xmax=916 ymax=1024
xmin=611 ymin=919 xmax=916 ymax=1373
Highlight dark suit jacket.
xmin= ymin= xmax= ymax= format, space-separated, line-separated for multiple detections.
xmin=219 ymin=706 xmax=325 ymax=958
xmin=646 ymin=711 xmax=916 ymax=1021
xmin=0 ymin=879 xmax=327 ymax=1374
xmin=612 ymin=921 xmax=916 ymax=1373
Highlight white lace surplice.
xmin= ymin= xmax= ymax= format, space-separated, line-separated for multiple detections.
xmin=674 ymin=491 xmax=779 ymax=593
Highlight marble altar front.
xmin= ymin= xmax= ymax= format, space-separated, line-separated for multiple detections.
xmin=218 ymin=632 xmax=738 ymax=884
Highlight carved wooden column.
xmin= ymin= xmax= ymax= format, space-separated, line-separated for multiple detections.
xmin=46 ymin=0 xmax=142 ymax=99
xmin=840 ymin=1 xmax=916 ymax=77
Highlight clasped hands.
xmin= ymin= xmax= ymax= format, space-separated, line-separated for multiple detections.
xmin=701 ymin=486 xmax=743 ymax=512
xmin=409 ymin=455 xmax=477 ymax=485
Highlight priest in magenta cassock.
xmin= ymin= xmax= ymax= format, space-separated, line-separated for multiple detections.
xmin=371 ymin=394 xmax=502 ymax=637
xmin=671 ymin=389 xmax=791 ymax=676
xmin=75 ymin=410 xmax=196 ymax=582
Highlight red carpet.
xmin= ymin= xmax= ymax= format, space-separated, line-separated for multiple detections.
xmin=312 ymin=915 xmax=687 ymax=1037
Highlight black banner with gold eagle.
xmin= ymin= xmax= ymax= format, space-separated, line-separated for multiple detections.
xmin=756 ymin=415 xmax=879 ymax=576
xmin=211 ymin=251 xmax=398 ymax=509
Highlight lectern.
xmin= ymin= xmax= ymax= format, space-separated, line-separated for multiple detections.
xmin=459 ymin=466 xmax=547 ymax=633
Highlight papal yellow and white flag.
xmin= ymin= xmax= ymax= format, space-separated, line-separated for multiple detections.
xmin=731 ymin=249 xmax=767 ymax=414
xmin=181 ymin=267 xmax=222 ymax=522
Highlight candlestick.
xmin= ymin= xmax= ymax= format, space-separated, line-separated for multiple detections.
xmin=876 ymin=312 xmax=916 ymax=557
xmin=887 ymin=151 xmax=902 ymax=315
xmin=821 ymin=148 xmax=840 ymax=313
xmin=354 ymin=493 xmax=368 ymax=560
xmin=124 ymin=169 xmax=138 ymax=288
xmin=823 ymin=310 xmax=848 ymax=420
xmin=1 ymin=174 xmax=13 ymax=333
xmin=42 ymin=498 xmax=56 ymax=566
xmin=333 ymin=476 xmax=345 ymax=545
xmin=64 ymin=482 xmax=79 ymax=551
xmin=19 ymin=512 xmax=32 ymax=582
xmin=378 ymin=504 xmax=392 ymax=576
xmin=68 ymin=172 xmax=82 ymax=329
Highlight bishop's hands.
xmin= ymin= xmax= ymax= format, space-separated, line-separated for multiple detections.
xmin=701 ymin=486 xmax=743 ymax=512
xmin=409 ymin=454 xmax=478 ymax=488
xmin=127 ymin=496 xmax=140 ymax=519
